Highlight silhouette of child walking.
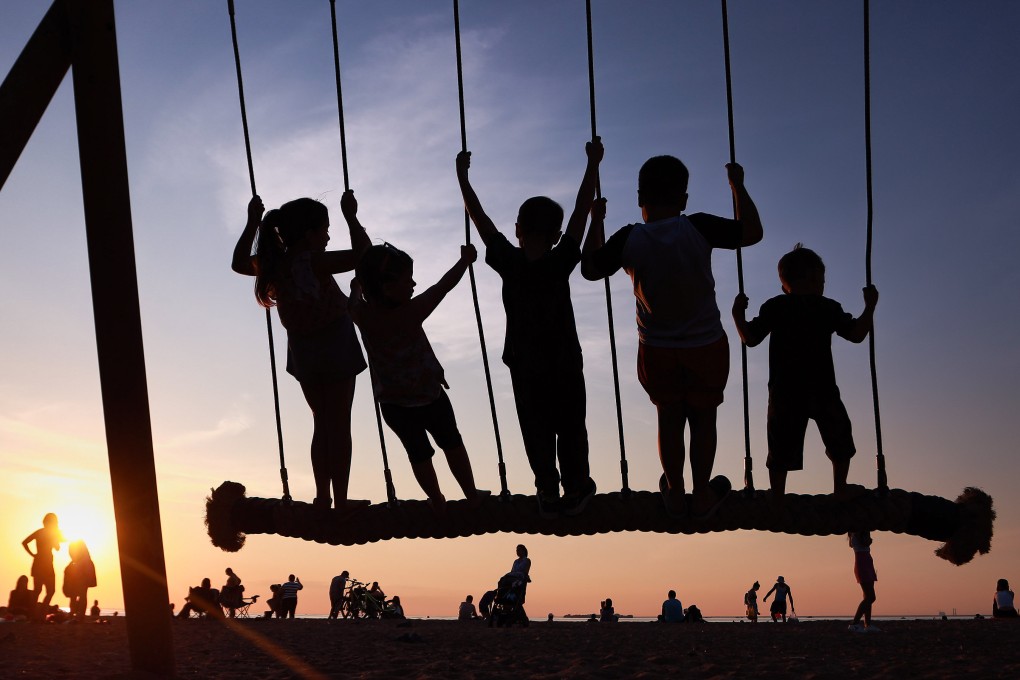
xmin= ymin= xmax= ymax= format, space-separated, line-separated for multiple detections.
xmin=22 ymin=513 xmax=63 ymax=608
xmin=848 ymin=531 xmax=880 ymax=632
xmin=232 ymin=192 xmax=370 ymax=511
xmin=351 ymin=242 xmax=489 ymax=513
xmin=456 ymin=139 xmax=603 ymax=517
xmin=732 ymin=244 xmax=878 ymax=502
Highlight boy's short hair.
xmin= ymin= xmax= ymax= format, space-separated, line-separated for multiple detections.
xmin=517 ymin=196 xmax=564 ymax=235
xmin=778 ymin=243 xmax=825 ymax=285
xmin=356 ymin=243 xmax=413 ymax=301
xmin=638 ymin=155 xmax=689 ymax=206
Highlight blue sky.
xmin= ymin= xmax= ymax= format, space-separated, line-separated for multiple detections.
xmin=1 ymin=0 xmax=1018 ymax=618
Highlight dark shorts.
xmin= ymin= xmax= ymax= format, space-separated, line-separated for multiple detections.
xmin=770 ymin=600 xmax=787 ymax=615
xmin=637 ymin=335 xmax=729 ymax=408
xmin=854 ymin=552 xmax=878 ymax=584
xmin=766 ymin=392 xmax=856 ymax=472
xmin=380 ymin=391 xmax=464 ymax=464
xmin=286 ymin=316 xmax=367 ymax=385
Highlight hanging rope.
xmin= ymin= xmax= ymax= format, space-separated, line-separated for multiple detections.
xmin=584 ymin=0 xmax=629 ymax=496
xmin=327 ymin=0 xmax=398 ymax=506
xmin=863 ymin=0 xmax=887 ymax=493
xmin=720 ymin=0 xmax=754 ymax=494
xmin=227 ymin=0 xmax=291 ymax=503
xmin=452 ymin=0 xmax=509 ymax=499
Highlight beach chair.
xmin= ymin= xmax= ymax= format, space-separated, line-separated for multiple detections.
xmin=234 ymin=594 xmax=259 ymax=619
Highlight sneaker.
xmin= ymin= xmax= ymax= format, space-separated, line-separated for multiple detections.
xmin=537 ymin=491 xmax=562 ymax=519
xmin=561 ymin=478 xmax=597 ymax=517
xmin=865 ymin=625 xmax=883 ymax=633
xmin=848 ymin=623 xmax=866 ymax=633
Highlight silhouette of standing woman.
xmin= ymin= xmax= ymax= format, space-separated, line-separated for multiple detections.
xmin=21 ymin=513 xmax=63 ymax=608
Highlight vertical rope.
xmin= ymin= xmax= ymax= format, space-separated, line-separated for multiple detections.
xmin=328 ymin=0 xmax=397 ymax=505
xmin=585 ymin=0 xmax=629 ymax=495
xmin=863 ymin=0 xmax=887 ymax=492
xmin=227 ymin=0 xmax=290 ymax=502
xmin=720 ymin=0 xmax=754 ymax=494
xmin=453 ymin=0 xmax=509 ymax=498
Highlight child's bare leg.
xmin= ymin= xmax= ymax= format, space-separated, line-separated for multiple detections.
xmin=302 ymin=379 xmax=364 ymax=510
xmin=410 ymin=458 xmax=446 ymax=509
xmin=853 ymin=582 xmax=876 ymax=625
xmin=443 ymin=443 xmax=489 ymax=504
xmin=832 ymin=458 xmax=868 ymax=500
xmin=688 ymin=405 xmax=720 ymax=514
xmin=769 ymin=468 xmax=788 ymax=503
xmin=656 ymin=403 xmax=688 ymax=492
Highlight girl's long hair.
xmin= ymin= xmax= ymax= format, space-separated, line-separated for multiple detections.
xmin=253 ymin=198 xmax=329 ymax=308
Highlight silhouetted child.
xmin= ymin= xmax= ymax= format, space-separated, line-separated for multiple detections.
xmin=351 ymin=243 xmax=490 ymax=514
xmin=744 ymin=581 xmax=760 ymax=622
xmin=456 ymin=139 xmax=603 ymax=517
xmin=732 ymin=244 xmax=878 ymax=502
xmin=993 ymin=579 xmax=1017 ymax=618
xmin=459 ymin=595 xmax=479 ymax=620
xmin=63 ymin=540 xmax=97 ymax=620
xmin=232 ymin=192 xmax=370 ymax=512
xmin=848 ymin=531 xmax=880 ymax=632
xmin=90 ymin=600 xmax=101 ymax=619
xmin=22 ymin=513 xmax=64 ymax=608
xmin=582 ymin=157 xmax=763 ymax=518
xmin=600 ymin=598 xmax=618 ymax=623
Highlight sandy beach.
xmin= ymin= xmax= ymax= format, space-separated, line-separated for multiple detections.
xmin=4 ymin=617 xmax=1018 ymax=679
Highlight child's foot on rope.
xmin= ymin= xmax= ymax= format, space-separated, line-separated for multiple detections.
xmin=658 ymin=474 xmax=687 ymax=519
xmin=561 ymin=477 xmax=597 ymax=517
xmin=536 ymin=490 xmax=562 ymax=519
xmin=834 ymin=483 xmax=870 ymax=502
xmin=691 ymin=476 xmax=732 ymax=520
xmin=336 ymin=499 xmax=371 ymax=514
xmin=312 ymin=496 xmax=332 ymax=511
xmin=427 ymin=494 xmax=447 ymax=517
xmin=465 ymin=489 xmax=491 ymax=509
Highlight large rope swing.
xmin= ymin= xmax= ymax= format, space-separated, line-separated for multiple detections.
xmin=210 ymin=1 xmax=993 ymax=564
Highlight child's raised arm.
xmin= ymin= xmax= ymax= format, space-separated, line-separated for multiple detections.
xmin=231 ymin=195 xmax=264 ymax=276
xmin=456 ymin=151 xmax=500 ymax=246
xmin=563 ymin=137 xmax=604 ymax=244
xmin=316 ymin=190 xmax=371 ymax=275
xmin=580 ymin=197 xmax=608 ymax=280
xmin=727 ymin=163 xmax=764 ymax=247
xmin=410 ymin=244 xmax=477 ymax=323
xmin=840 ymin=284 xmax=879 ymax=343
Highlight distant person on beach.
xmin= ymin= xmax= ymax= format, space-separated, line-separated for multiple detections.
xmin=63 ymin=540 xmax=97 ymax=620
xmin=511 ymin=545 xmax=532 ymax=605
xmin=279 ymin=574 xmax=303 ymax=619
xmin=389 ymin=595 xmax=405 ymax=619
xmin=582 ymin=156 xmax=763 ymax=519
xmin=848 ymin=531 xmax=880 ymax=632
xmin=763 ymin=576 xmax=794 ymax=623
xmin=232 ymin=192 xmax=370 ymax=512
xmin=22 ymin=513 xmax=64 ymax=608
xmin=219 ymin=567 xmax=244 ymax=618
xmin=684 ymin=604 xmax=704 ymax=623
xmin=662 ymin=590 xmax=685 ymax=623
xmin=600 ymin=598 xmax=618 ymax=623
xmin=456 ymin=139 xmax=603 ymax=518
xmin=459 ymin=595 xmax=479 ymax=620
xmin=328 ymin=570 xmax=350 ymax=620
xmin=90 ymin=600 xmax=101 ymax=619
xmin=732 ymin=244 xmax=877 ymax=503
xmin=7 ymin=575 xmax=35 ymax=618
xmin=265 ymin=584 xmax=282 ymax=618
xmin=178 ymin=578 xmax=220 ymax=619
xmin=993 ymin=579 xmax=1018 ymax=618
xmin=744 ymin=581 xmax=760 ymax=623
xmin=351 ymin=242 xmax=490 ymax=514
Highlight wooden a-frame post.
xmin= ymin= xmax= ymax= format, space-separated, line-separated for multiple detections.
xmin=0 ymin=0 xmax=174 ymax=675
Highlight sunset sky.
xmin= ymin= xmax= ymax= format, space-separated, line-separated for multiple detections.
xmin=2 ymin=0 xmax=1018 ymax=620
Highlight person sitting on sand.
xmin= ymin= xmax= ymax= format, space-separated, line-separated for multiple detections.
xmin=7 ymin=575 xmax=35 ymax=618
xmin=600 ymin=598 xmax=619 ymax=623
xmin=459 ymin=594 xmax=479 ymax=620
xmin=389 ymin=595 xmax=405 ymax=619
xmin=662 ymin=590 xmax=685 ymax=623
xmin=848 ymin=532 xmax=880 ymax=632
xmin=763 ymin=576 xmax=794 ymax=623
xmin=744 ymin=581 xmax=760 ymax=623
xmin=178 ymin=578 xmax=221 ymax=619
xmin=993 ymin=579 xmax=1018 ymax=618
xmin=684 ymin=604 xmax=704 ymax=623
xmin=90 ymin=600 xmax=100 ymax=619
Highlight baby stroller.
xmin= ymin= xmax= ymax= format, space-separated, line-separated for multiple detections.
xmin=487 ymin=572 xmax=529 ymax=628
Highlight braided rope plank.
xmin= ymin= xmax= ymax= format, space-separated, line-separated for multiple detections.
xmin=206 ymin=482 xmax=992 ymax=565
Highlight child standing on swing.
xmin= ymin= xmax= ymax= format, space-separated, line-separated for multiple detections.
xmin=731 ymin=244 xmax=878 ymax=503
xmin=350 ymin=242 xmax=490 ymax=514
xmin=232 ymin=191 xmax=370 ymax=512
